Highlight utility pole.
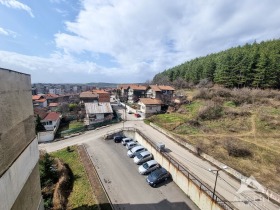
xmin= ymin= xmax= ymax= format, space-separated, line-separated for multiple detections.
xmin=209 ymin=166 xmax=227 ymax=200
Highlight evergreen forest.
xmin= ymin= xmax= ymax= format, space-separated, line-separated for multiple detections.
xmin=153 ymin=39 xmax=280 ymax=89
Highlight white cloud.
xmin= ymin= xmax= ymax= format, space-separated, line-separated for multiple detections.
xmin=0 ymin=27 xmax=9 ymax=36
xmin=53 ymin=0 xmax=280 ymax=82
xmin=0 ymin=50 xmax=135 ymax=83
xmin=1 ymin=0 xmax=280 ymax=83
xmin=0 ymin=0 xmax=34 ymax=17
xmin=0 ymin=27 xmax=17 ymax=37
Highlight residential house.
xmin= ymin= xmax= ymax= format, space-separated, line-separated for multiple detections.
xmin=127 ymin=84 xmax=147 ymax=103
xmin=146 ymin=85 xmax=175 ymax=104
xmin=41 ymin=112 xmax=61 ymax=131
xmin=34 ymin=107 xmax=48 ymax=120
xmin=49 ymin=102 xmax=59 ymax=111
xmin=84 ymin=102 xmax=113 ymax=125
xmin=32 ymin=95 xmax=47 ymax=108
xmin=45 ymin=93 xmax=59 ymax=105
xmin=138 ymin=98 xmax=162 ymax=117
xmin=92 ymin=89 xmax=110 ymax=102
xmin=80 ymin=91 xmax=99 ymax=103
xmin=117 ymin=84 xmax=130 ymax=101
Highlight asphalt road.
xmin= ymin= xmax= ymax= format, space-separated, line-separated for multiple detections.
xmin=39 ymin=105 xmax=279 ymax=210
xmin=85 ymin=138 xmax=199 ymax=210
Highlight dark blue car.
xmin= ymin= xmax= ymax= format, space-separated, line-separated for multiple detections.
xmin=146 ymin=167 xmax=171 ymax=187
xmin=113 ymin=135 xmax=125 ymax=143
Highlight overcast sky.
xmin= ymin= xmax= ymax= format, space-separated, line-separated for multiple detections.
xmin=0 ymin=0 xmax=279 ymax=83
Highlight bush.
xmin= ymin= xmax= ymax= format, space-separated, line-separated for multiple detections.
xmin=193 ymin=88 xmax=213 ymax=100
xmin=224 ymin=139 xmax=252 ymax=158
xmin=197 ymin=101 xmax=223 ymax=120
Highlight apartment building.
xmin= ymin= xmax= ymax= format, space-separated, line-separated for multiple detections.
xmin=0 ymin=68 xmax=43 ymax=210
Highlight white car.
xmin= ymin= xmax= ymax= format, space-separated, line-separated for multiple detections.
xmin=127 ymin=146 xmax=146 ymax=158
xmin=133 ymin=151 xmax=153 ymax=165
xmin=138 ymin=160 xmax=160 ymax=175
xmin=126 ymin=141 xmax=139 ymax=150
xmin=121 ymin=137 xmax=133 ymax=145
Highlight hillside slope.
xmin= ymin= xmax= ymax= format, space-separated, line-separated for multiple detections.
xmin=147 ymin=87 xmax=280 ymax=193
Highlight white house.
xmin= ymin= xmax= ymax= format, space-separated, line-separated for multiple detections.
xmin=138 ymin=98 xmax=162 ymax=117
xmin=84 ymin=102 xmax=113 ymax=125
xmin=41 ymin=112 xmax=61 ymax=131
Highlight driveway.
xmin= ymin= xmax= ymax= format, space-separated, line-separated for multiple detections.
xmin=85 ymin=138 xmax=199 ymax=210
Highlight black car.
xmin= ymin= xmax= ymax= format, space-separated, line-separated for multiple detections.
xmin=146 ymin=167 xmax=171 ymax=187
xmin=113 ymin=135 xmax=125 ymax=143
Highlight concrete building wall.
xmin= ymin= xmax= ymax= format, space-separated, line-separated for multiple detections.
xmin=0 ymin=68 xmax=42 ymax=210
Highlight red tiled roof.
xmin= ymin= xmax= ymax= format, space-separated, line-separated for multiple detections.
xmin=129 ymin=84 xmax=146 ymax=90
xmin=139 ymin=98 xmax=162 ymax=105
xmin=149 ymin=85 xmax=175 ymax=91
xmin=118 ymin=84 xmax=131 ymax=89
xmin=149 ymin=85 xmax=161 ymax=92
xmin=158 ymin=85 xmax=175 ymax=91
xmin=34 ymin=107 xmax=48 ymax=119
xmin=35 ymin=99 xmax=46 ymax=103
xmin=45 ymin=94 xmax=59 ymax=99
xmin=43 ymin=112 xmax=60 ymax=121
xmin=32 ymin=95 xmax=43 ymax=100
xmin=80 ymin=91 xmax=98 ymax=98
xmin=49 ymin=103 xmax=59 ymax=107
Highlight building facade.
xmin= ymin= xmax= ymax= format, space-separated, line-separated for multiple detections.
xmin=0 ymin=68 xmax=43 ymax=210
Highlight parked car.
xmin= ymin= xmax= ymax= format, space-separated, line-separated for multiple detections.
xmin=138 ymin=160 xmax=160 ymax=175
xmin=134 ymin=113 xmax=141 ymax=118
xmin=133 ymin=151 xmax=153 ymax=165
xmin=126 ymin=141 xmax=139 ymax=150
xmin=121 ymin=137 xmax=133 ymax=145
xmin=113 ymin=135 xmax=125 ymax=143
xmin=146 ymin=167 xmax=171 ymax=187
xmin=127 ymin=146 xmax=146 ymax=158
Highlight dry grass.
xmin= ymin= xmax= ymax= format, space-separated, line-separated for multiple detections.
xmin=149 ymin=87 xmax=280 ymax=193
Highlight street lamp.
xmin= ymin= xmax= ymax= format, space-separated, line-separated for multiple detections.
xmin=209 ymin=166 xmax=228 ymax=200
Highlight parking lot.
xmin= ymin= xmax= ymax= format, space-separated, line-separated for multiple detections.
xmin=85 ymin=137 xmax=199 ymax=210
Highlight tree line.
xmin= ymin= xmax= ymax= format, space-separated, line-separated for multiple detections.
xmin=152 ymin=39 xmax=280 ymax=89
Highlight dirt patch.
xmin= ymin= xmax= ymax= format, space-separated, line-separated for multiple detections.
xmin=52 ymin=158 xmax=74 ymax=210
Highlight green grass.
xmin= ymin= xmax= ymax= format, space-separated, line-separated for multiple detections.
xmin=69 ymin=121 xmax=85 ymax=129
xmin=51 ymin=146 xmax=97 ymax=209
xmin=184 ymin=101 xmax=202 ymax=117
xmin=223 ymin=101 xmax=236 ymax=107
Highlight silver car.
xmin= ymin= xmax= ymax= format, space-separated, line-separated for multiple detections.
xmin=127 ymin=146 xmax=146 ymax=158
xmin=133 ymin=151 xmax=153 ymax=165
xmin=121 ymin=137 xmax=133 ymax=145
xmin=126 ymin=141 xmax=139 ymax=150
xmin=138 ymin=160 xmax=160 ymax=175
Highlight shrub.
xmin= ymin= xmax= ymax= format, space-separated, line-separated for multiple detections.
xmin=224 ymin=139 xmax=252 ymax=158
xmin=197 ymin=101 xmax=223 ymax=120
xmin=193 ymin=88 xmax=213 ymax=100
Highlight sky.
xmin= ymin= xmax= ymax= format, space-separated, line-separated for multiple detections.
xmin=0 ymin=0 xmax=280 ymax=84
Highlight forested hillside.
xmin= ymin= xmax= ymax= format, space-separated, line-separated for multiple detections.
xmin=153 ymin=39 xmax=280 ymax=89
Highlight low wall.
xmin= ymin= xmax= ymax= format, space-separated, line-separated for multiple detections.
xmin=149 ymin=123 xmax=280 ymax=204
xmin=120 ymin=129 xmax=232 ymax=210
xmin=37 ymin=131 xmax=54 ymax=142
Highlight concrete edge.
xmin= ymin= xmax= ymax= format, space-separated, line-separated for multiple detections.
xmin=78 ymin=144 xmax=114 ymax=210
